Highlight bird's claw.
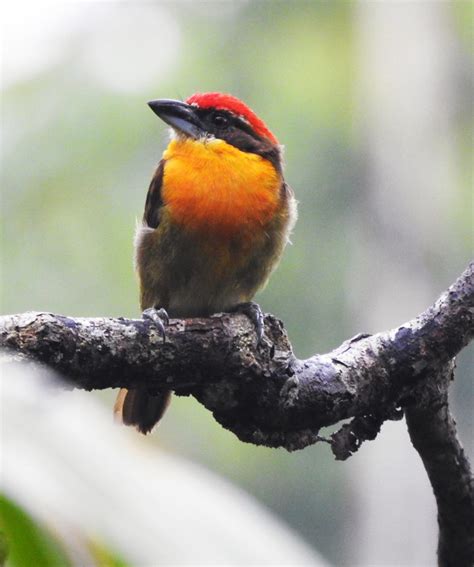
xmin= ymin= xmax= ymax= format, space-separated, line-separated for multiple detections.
xmin=232 ymin=301 xmax=265 ymax=345
xmin=142 ymin=307 xmax=169 ymax=342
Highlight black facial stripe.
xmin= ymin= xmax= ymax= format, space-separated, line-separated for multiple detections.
xmin=194 ymin=107 xmax=281 ymax=171
xmin=195 ymin=108 xmax=261 ymax=141
xmin=232 ymin=116 xmax=259 ymax=138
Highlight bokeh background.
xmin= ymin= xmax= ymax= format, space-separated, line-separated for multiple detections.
xmin=1 ymin=1 xmax=472 ymax=566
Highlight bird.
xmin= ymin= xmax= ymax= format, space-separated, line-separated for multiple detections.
xmin=114 ymin=92 xmax=297 ymax=434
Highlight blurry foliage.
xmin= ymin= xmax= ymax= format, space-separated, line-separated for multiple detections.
xmin=0 ymin=494 xmax=130 ymax=567
xmin=87 ymin=541 xmax=130 ymax=567
xmin=0 ymin=494 xmax=72 ymax=567
xmin=452 ymin=0 xmax=474 ymax=51
xmin=1 ymin=2 xmax=472 ymax=565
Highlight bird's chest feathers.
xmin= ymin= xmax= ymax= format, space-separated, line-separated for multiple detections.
xmin=162 ymin=138 xmax=280 ymax=238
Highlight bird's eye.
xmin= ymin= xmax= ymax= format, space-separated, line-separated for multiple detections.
xmin=212 ymin=113 xmax=229 ymax=128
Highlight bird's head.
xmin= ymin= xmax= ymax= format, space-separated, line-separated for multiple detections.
xmin=148 ymin=92 xmax=282 ymax=171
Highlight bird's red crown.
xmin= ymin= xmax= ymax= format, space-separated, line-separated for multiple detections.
xmin=186 ymin=92 xmax=278 ymax=145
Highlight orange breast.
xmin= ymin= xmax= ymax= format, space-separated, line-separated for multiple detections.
xmin=162 ymin=138 xmax=280 ymax=238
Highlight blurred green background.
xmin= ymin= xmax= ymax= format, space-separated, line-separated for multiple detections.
xmin=1 ymin=1 xmax=472 ymax=565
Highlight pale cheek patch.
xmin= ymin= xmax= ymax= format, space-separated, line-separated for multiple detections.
xmin=169 ymin=129 xmax=214 ymax=144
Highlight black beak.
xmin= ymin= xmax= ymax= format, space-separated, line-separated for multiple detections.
xmin=148 ymin=99 xmax=205 ymax=138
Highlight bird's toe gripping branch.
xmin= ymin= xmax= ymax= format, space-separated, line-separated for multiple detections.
xmin=231 ymin=301 xmax=265 ymax=345
xmin=142 ymin=307 xmax=170 ymax=342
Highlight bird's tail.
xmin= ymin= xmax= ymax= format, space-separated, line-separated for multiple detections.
xmin=114 ymin=388 xmax=172 ymax=434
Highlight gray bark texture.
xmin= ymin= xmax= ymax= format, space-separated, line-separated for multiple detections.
xmin=1 ymin=262 xmax=473 ymax=566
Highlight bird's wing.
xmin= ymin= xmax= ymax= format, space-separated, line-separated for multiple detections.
xmin=143 ymin=159 xmax=165 ymax=229
xmin=281 ymin=180 xmax=295 ymax=200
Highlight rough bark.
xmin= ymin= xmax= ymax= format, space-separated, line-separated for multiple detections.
xmin=406 ymin=367 xmax=474 ymax=567
xmin=1 ymin=262 xmax=473 ymax=564
xmin=1 ymin=263 xmax=472 ymax=449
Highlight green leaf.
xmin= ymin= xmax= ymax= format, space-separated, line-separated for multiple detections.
xmin=0 ymin=494 xmax=72 ymax=567
xmin=88 ymin=539 xmax=131 ymax=567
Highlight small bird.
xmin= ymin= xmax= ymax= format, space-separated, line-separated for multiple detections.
xmin=114 ymin=92 xmax=297 ymax=433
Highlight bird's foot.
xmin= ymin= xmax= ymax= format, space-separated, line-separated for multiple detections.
xmin=142 ymin=306 xmax=169 ymax=343
xmin=231 ymin=301 xmax=265 ymax=345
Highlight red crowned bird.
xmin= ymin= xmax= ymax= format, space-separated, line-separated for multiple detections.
xmin=114 ymin=92 xmax=297 ymax=433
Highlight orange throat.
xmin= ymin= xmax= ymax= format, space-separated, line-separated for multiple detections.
xmin=161 ymin=138 xmax=281 ymax=238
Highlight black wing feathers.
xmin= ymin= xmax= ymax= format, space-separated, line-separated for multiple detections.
xmin=143 ymin=160 xmax=165 ymax=229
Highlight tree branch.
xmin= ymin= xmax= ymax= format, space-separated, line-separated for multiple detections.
xmin=1 ymin=263 xmax=473 ymax=565
xmin=1 ymin=262 xmax=471 ymax=449
xmin=406 ymin=365 xmax=474 ymax=567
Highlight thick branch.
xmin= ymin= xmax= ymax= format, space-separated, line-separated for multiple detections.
xmin=1 ymin=263 xmax=472 ymax=451
xmin=1 ymin=263 xmax=472 ymax=565
xmin=406 ymin=366 xmax=474 ymax=567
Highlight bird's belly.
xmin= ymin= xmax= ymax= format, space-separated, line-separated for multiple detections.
xmin=166 ymin=234 xmax=257 ymax=317
xmin=135 ymin=220 xmax=277 ymax=316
